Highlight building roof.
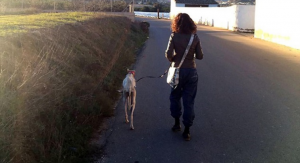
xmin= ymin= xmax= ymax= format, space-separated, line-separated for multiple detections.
xmin=175 ymin=0 xmax=219 ymax=4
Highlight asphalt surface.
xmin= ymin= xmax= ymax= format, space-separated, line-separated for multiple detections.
xmin=97 ymin=17 xmax=300 ymax=163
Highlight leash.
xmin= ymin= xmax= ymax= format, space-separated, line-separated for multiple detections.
xmin=135 ymin=68 xmax=169 ymax=83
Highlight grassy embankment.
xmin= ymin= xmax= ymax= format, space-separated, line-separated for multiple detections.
xmin=0 ymin=12 xmax=147 ymax=163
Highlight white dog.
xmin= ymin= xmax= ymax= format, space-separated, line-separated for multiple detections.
xmin=122 ymin=70 xmax=136 ymax=130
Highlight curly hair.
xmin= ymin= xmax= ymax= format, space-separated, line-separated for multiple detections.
xmin=171 ymin=13 xmax=197 ymax=34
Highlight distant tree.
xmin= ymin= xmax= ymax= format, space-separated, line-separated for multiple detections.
xmin=141 ymin=6 xmax=150 ymax=12
xmin=161 ymin=5 xmax=170 ymax=12
xmin=112 ymin=1 xmax=127 ymax=12
xmin=153 ymin=2 xmax=160 ymax=18
xmin=146 ymin=2 xmax=152 ymax=5
xmin=153 ymin=2 xmax=160 ymax=10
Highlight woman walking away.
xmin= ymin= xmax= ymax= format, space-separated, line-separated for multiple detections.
xmin=165 ymin=13 xmax=204 ymax=141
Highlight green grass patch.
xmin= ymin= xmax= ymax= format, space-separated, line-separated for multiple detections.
xmin=0 ymin=7 xmax=41 ymax=15
xmin=0 ymin=12 xmax=99 ymax=36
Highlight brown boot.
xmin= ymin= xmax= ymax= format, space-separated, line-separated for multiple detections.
xmin=182 ymin=127 xmax=191 ymax=141
xmin=171 ymin=118 xmax=181 ymax=132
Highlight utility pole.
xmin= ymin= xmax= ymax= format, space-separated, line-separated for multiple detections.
xmin=111 ymin=0 xmax=112 ymax=12
xmin=129 ymin=0 xmax=134 ymax=13
xmin=83 ymin=0 xmax=86 ymax=11
xmin=54 ymin=0 xmax=56 ymax=11
xmin=133 ymin=0 xmax=135 ymax=12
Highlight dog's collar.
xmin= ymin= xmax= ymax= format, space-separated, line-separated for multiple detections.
xmin=128 ymin=71 xmax=135 ymax=76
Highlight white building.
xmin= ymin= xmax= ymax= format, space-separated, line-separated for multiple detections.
xmin=254 ymin=0 xmax=300 ymax=49
xmin=170 ymin=0 xmax=255 ymax=32
xmin=170 ymin=0 xmax=219 ymax=19
xmin=173 ymin=0 xmax=219 ymax=7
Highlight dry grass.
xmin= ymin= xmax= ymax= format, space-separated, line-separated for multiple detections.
xmin=0 ymin=12 xmax=147 ymax=163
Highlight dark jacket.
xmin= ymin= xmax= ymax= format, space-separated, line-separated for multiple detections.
xmin=165 ymin=33 xmax=203 ymax=68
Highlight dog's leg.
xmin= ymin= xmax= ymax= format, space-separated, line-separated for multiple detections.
xmin=130 ymin=90 xmax=136 ymax=130
xmin=124 ymin=93 xmax=129 ymax=123
xmin=127 ymin=93 xmax=131 ymax=124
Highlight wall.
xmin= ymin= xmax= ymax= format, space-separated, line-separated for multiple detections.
xmin=175 ymin=3 xmax=218 ymax=7
xmin=170 ymin=1 xmax=255 ymax=32
xmin=255 ymin=0 xmax=300 ymax=49
xmin=235 ymin=5 xmax=255 ymax=32
xmin=176 ymin=3 xmax=185 ymax=7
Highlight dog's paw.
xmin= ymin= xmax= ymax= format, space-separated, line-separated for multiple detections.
xmin=125 ymin=120 xmax=129 ymax=123
xmin=130 ymin=127 xmax=134 ymax=130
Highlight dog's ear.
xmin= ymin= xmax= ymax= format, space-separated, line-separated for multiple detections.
xmin=127 ymin=69 xmax=135 ymax=72
xmin=127 ymin=70 xmax=135 ymax=76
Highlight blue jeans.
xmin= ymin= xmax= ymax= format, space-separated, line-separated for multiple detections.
xmin=169 ymin=68 xmax=198 ymax=127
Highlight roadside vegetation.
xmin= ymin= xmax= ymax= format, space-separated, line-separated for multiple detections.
xmin=135 ymin=3 xmax=170 ymax=12
xmin=0 ymin=11 xmax=148 ymax=163
xmin=0 ymin=0 xmax=129 ymax=14
xmin=0 ymin=12 xmax=97 ymax=36
xmin=0 ymin=0 xmax=170 ymax=15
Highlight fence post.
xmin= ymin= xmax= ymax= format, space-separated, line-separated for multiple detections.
xmin=54 ymin=0 xmax=56 ymax=11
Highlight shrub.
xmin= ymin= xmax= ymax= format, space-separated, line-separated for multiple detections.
xmin=141 ymin=6 xmax=151 ymax=12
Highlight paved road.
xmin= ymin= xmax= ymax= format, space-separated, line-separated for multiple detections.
xmin=98 ymin=17 xmax=300 ymax=163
